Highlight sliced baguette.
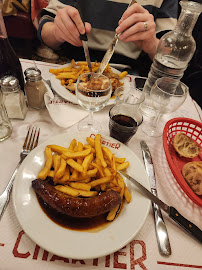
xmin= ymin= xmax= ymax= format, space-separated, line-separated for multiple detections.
xmin=173 ymin=132 xmax=201 ymax=158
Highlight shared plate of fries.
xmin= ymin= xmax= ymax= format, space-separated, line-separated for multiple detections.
xmin=12 ymin=132 xmax=150 ymax=260
xmin=49 ymin=60 xmax=130 ymax=105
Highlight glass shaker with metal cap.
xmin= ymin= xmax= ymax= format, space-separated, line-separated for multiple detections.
xmin=24 ymin=67 xmax=47 ymax=110
xmin=0 ymin=75 xmax=27 ymax=120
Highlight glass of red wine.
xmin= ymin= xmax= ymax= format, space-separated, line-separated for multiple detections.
xmin=109 ymin=87 xmax=144 ymax=144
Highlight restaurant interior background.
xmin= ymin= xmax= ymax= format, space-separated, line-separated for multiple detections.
xmin=2 ymin=0 xmax=202 ymax=107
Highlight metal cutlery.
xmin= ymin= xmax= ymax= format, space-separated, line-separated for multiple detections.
xmin=118 ymin=171 xmax=202 ymax=244
xmin=0 ymin=126 xmax=40 ymax=220
xmin=140 ymin=140 xmax=171 ymax=256
xmin=97 ymin=0 xmax=137 ymax=74
xmin=77 ymin=0 xmax=92 ymax=72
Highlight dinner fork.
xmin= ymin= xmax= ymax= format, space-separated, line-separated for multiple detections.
xmin=0 ymin=126 xmax=40 ymax=220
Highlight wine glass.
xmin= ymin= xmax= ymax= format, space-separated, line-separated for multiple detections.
xmin=76 ymin=72 xmax=112 ymax=133
xmin=142 ymin=77 xmax=188 ymax=137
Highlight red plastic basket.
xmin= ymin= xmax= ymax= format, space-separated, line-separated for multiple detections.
xmin=163 ymin=117 xmax=202 ymax=207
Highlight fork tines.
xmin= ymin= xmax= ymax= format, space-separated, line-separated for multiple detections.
xmin=23 ymin=127 xmax=40 ymax=151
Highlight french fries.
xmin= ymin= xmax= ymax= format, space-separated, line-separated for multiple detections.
xmin=49 ymin=60 xmax=128 ymax=94
xmin=37 ymin=134 xmax=132 ymax=221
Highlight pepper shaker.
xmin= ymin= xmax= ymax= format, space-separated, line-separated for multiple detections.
xmin=24 ymin=67 xmax=47 ymax=110
xmin=0 ymin=75 xmax=27 ymax=120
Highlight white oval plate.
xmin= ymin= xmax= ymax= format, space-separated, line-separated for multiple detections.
xmin=12 ymin=132 xmax=150 ymax=260
xmin=50 ymin=64 xmax=130 ymax=105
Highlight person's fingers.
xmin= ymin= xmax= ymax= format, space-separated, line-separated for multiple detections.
xmin=66 ymin=6 xmax=85 ymax=34
xmin=85 ymin=22 xmax=92 ymax=34
xmin=119 ymin=3 xmax=146 ymax=24
xmin=54 ymin=8 xmax=82 ymax=46
xmin=116 ymin=13 xmax=146 ymax=34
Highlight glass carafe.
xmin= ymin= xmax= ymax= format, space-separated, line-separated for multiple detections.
xmin=0 ymin=8 xmax=25 ymax=93
xmin=141 ymin=0 xmax=202 ymax=117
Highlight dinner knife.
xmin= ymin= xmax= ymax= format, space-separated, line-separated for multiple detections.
xmin=118 ymin=171 xmax=202 ymax=244
xmin=77 ymin=1 xmax=92 ymax=72
xmin=140 ymin=141 xmax=171 ymax=256
xmin=97 ymin=0 xmax=137 ymax=74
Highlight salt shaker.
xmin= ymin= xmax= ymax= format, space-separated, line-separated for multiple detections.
xmin=0 ymin=75 xmax=27 ymax=120
xmin=24 ymin=67 xmax=47 ymax=110
xmin=0 ymin=90 xmax=12 ymax=141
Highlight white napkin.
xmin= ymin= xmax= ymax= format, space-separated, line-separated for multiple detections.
xmin=43 ymin=81 xmax=88 ymax=128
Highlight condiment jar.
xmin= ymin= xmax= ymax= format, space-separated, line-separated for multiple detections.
xmin=0 ymin=75 xmax=27 ymax=120
xmin=24 ymin=67 xmax=47 ymax=110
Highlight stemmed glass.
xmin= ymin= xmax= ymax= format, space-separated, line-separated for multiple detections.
xmin=76 ymin=72 xmax=112 ymax=133
xmin=142 ymin=77 xmax=188 ymax=137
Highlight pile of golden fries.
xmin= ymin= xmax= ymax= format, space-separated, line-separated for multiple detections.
xmin=49 ymin=59 xmax=128 ymax=92
xmin=38 ymin=134 xmax=131 ymax=221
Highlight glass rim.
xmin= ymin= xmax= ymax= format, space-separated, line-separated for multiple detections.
xmin=154 ymin=77 xmax=188 ymax=97
xmin=114 ymin=86 xmax=145 ymax=105
xmin=76 ymin=72 xmax=112 ymax=92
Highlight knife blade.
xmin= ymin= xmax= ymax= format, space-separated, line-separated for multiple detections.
xmin=118 ymin=171 xmax=202 ymax=244
xmin=140 ymin=141 xmax=171 ymax=256
xmin=77 ymin=1 xmax=92 ymax=72
xmin=97 ymin=0 xmax=137 ymax=74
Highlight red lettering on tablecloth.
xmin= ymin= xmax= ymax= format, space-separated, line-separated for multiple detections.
xmin=72 ymin=259 xmax=85 ymax=265
xmin=0 ymin=243 xmax=5 ymax=246
xmin=106 ymin=255 xmax=111 ymax=267
xmin=13 ymin=230 xmax=31 ymax=259
xmin=33 ymin=245 xmax=40 ymax=260
xmin=42 ymin=250 xmax=49 ymax=261
xmin=114 ymin=248 xmax=127 ymax=269
xmin=50 ymin=255 xmax=69 ymax=263
xmin=92 ymin=255 xmax=111 ymax=267
xmin=130 ymin=240 xmax=147 ymax=270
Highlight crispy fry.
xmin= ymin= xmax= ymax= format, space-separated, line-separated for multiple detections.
xmin=69 ymin=182 xmax=91 ymax=191
xmin=63 ymin=148 xmax=91 ymax=159
xmin=66 ymin=158 xmax=83 ymax=173
xmin=119 ymin=71 xmax=128 ymax=80
xmin=82 ymin=153 xmax=94 ymax=176
xmin=124 ymin=184 xmax=131 ymax=203
xmin=55 ymin=157 xmax=66 ymax=179
xmin=94 ymin=134 xmax=107 ymax=168
xmin=86 ymin=137 xmax=95 ymax=147
xmin=115 ymin=157 xmax=126 ymax=164
xmin=38 ymin=147 xmax=53 ymax=180
xmin=106 ymin=205 xmax=120 ymax=221
xmin=48 ymin=145 xmax=69 ymax=154
xmin=116 ymin=161 xmax=130 ymax=171
xmin=90 ymin=175 xmax=114 ymax=188
xmin=102 ymin=147 xmax=113 ymax=162
xmin=77 ymin=190 xmax=98 ymax=197
xmin=68 ymin=139 xmax=77 ymax=150
xmin=54 ymin=185 xmax=79 ymax=197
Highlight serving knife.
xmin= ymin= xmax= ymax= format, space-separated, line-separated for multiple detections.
xmin=118 ymin=171 xmax=202 ymax=244
xmin=140 ymin=141 xmax=171 ymax=256
xmin=97 ymin=0 xmax=137 ymax=74
xmin=77 ymin=0 xmax=92 ymax=72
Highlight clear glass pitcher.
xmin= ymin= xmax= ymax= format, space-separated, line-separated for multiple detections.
xmin=141 ymin=0 xmax=202 ymax=117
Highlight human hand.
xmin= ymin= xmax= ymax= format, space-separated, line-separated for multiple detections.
xmin=53 ymin=5 xmax=91 ymax=47
xmin=116 ymin=3 xmax=159 ymax=58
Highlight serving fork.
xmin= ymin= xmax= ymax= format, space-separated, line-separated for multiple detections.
xmin=0 ymin=126 xmax=40 ymax=220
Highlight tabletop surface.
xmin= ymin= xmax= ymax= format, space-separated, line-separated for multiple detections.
xmin=0 ymin=59 xmax=201 ymax=270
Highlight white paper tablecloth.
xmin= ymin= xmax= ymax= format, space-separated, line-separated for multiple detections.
xmin=0 ymin=59 xmax=201 ymax=270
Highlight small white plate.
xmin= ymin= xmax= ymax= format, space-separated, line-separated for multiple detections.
xmin=12 ymin=132 xmax=150 ymax=260
xmin=50 ymin=64 xmax=130 ymax=105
